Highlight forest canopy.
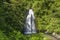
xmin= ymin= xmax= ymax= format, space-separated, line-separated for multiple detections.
xmin=0 ymin=0 xmax=60 ymax=40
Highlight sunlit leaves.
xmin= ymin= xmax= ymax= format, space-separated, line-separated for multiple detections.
xmin=0 ymin=0 xmax=60 ymax=40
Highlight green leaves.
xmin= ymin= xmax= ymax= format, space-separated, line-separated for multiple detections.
xmin=0 ymin=0 xmax=60 ymax=40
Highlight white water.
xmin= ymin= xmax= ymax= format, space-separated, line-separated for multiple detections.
xmin=24 ymin=9 xmax=36 ymax=34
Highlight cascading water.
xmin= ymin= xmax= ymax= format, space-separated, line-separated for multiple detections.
xmin=24 ymin=9 xmax=36 ymax=34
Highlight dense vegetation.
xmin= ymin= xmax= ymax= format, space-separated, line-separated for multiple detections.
xmin=0 ymin=0 xmax=60 ymax=40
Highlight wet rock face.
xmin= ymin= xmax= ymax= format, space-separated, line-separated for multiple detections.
xmin=24 ymin=9 xmax=36 ymax=34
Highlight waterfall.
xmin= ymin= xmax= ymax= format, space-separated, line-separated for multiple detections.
xmin=24 ymin=9 xmax=36 ymax=34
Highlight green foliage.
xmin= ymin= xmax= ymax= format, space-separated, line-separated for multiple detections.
xmin=0 ymin=0 xmax=60 ymax=40
xmin=29 ymin=33 xmax=43 ymax=40
xmin=43 ymin=37 xmax=51 ymax=40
